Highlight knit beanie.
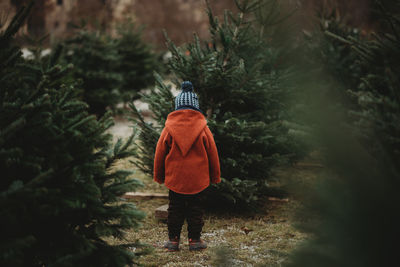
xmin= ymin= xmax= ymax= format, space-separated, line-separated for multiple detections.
xmin=175 ymin=81 xmax=200 ymax=110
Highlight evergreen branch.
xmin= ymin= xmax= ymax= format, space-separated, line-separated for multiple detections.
xmin=261 ymin=0 xmax=278 ymax=27
xmin=375 ymin=0 xmax=400 ymax=41
xmin=264 ymin=6 xmax=298 ymax=28
xmin=222 ymin=11 xmax=244 ymax=69
xmin=129 ymin=101 xmax=147 ymax=125
xmin=0 ymin=117 xmax=26 ymax=146
xmin=324 ymin=30 xmax=353 ymax=45
xmin=1 ymin=0 xmax=35 ymax=42
xmin=0 ymin=47 xmax=20 ymax=69
xmin=119 ymin=132 xmax=137 ymax=154
xmin=25 ymin=168 xmax=54 ymax=188
xmin=48 ymin=44 xmax=64 ymax=69
xmin=205 ymin=0 xmax=218 ymax=31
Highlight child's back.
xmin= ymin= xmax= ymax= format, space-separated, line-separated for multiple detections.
xmin=154 ymin=109 xmax=220 ymax=194
xmin=153 ymin=81 xmax=220 ymax=252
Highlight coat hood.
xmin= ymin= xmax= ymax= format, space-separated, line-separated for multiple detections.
xmin=165 ymin=109 xmax=207 ymax=157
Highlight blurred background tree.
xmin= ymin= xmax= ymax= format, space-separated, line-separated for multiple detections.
xmin=10 ymin=0 xmax=54 ymax=37
xmin=285 ymin=0 xmax=400 ymax=266
xmin=60 ymin=28 xmax=123 ymax=116
xmin=59 ymin=22 xmax=160 ymax=116
xmin=114 ymin=21 xmax=160 ymax=104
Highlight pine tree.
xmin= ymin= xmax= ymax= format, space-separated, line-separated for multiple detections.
xmin=60 ymin=23 xmax=160 ymax=115
xmin=286 ymin=1 xmax=400 ymax=266
xmin=130 ymin=72 xmax=174 ymax=176
xmin=115 ymin=21 xmax=160 ymax=104
xmin=347 ymin=1 xmax=400 ymax=162
xmin=304 ymin=16 xmax=365 ymax=99
xmin=131 ymin=0 xmax=302 ymax=209
xmin=0 ymin=3 xmax=145 ymax=266
xmin=61 ymin=28 xmax=123 ymax=116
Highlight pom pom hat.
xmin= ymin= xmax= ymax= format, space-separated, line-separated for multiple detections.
xmin=175 ymin=81 xmax=200 ymax=110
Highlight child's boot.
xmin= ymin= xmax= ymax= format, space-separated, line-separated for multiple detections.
xmin=164 ymin=236 xmax=180 ymax=252
xmin=188 ymin=238 xmax=207 ymax=251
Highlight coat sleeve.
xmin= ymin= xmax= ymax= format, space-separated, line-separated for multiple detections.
xmin=153 ymin=128 xmax=169 ymax=184
xmin=204 ymin=126 xmax=221 ymax=184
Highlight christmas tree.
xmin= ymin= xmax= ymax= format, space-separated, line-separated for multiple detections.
xmin=61 ymin=28 xmax=123 ymax=116
xmin=0 ymin=2 xmax=145 ymax=266
xmin=286 ymin=1 xmax=400 ymax=266
xmin=131 ymin=0 xmax=302 ymax=209
xmin=60 ymin=22 xmax=160 ymax=115
xmin=115 ymin=21 xmax=160 ymax=104
xmin=130 ymin=72 xmax=174 ymax=177
xmin=303 ymin=15 xmax=365 ymax=101
xmin=347 ymin=0 xmax=400 ymax=162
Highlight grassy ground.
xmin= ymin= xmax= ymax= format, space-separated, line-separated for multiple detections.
xmin=108 ymin=158 xmax=320 ymax=267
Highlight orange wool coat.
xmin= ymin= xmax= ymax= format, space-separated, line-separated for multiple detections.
xmin=153 ymin=109 xmax=221 ymax=194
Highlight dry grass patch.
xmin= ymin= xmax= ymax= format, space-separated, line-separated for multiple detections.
xmin=109 ymin=154 xmax=320 ymax=266
xmin=106 ymin=117 xmax=323 ymax=266
xmin=111 ymin=196 xmax=306 ymax=267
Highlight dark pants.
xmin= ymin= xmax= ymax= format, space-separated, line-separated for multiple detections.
xmin=167 ymin=190 xmax=204 ymax=240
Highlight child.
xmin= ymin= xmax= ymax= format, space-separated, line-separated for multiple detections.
xmin=153 ymin=81 xmax=221 ymax=252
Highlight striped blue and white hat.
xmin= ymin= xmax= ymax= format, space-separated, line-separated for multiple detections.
xmin=175 ymin=81 xmax=200 ymax=110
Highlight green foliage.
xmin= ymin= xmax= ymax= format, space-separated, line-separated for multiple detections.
xmin=129 ymin=73 xmax=173 ymax=176
xmin=131 ymin=0 xmax=304 ymax=209
xmin=115 ymin=22 xmax=160 ymax=103
xmin=60 ymin=23 xmax=160 ymax=116
xmin=287 ymin=1 xmax=400 ymax=266
xmin=317 ymin=21 xmax=363 ymax=91
xmin=286 ymin=144 xmax=399 ymax=267
xmin=0 ymin=4 xmax=145 ymax=266
xmin=298 ymin=15 xmax=366 ymax=117
xmin=289 ymin=14 xmax=367 ymax=148
xmin=347 ymin=2 xmax=400 ymax=162
xmin=61 ymin=29 xmax=122 ymax=116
